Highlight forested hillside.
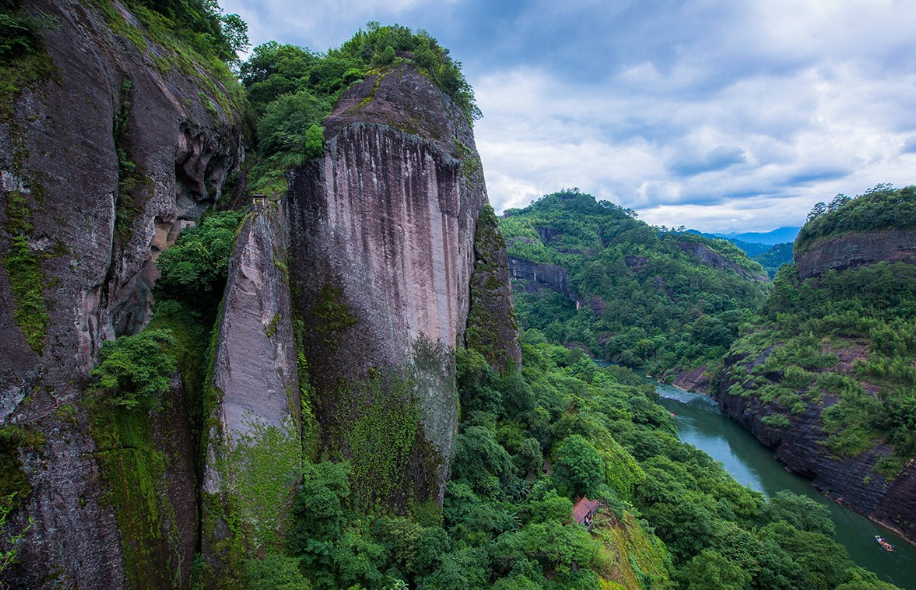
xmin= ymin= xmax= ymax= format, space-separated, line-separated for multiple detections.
xmin=717 ymin=185 xmax=916 ymax=543
xmin=499 ymin=189 xmax=771 ymax=377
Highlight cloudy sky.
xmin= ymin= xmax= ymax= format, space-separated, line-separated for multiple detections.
xmin=222 ymin=0 xmax=916 ymax=233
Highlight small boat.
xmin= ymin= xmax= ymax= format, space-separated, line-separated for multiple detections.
xmin=875 ymin=535 xmax=895 ymax=552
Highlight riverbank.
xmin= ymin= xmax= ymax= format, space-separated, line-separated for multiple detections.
xmin=653 ymin=380 xmax=916 ymax=589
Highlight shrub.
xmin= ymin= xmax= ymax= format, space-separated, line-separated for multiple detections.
xmin=89 ymin=329 xmax=176 ymax=409
xmin=156 ymin=210 xmax=244 ymax=304
xmin=761 ymin=414 xmax=790 ymax=429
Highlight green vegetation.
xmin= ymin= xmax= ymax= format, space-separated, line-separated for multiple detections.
xmin=240 ymin=22 xmax=479 ymax=193
xmin=499 ymin=189 xmax=770 ymax=375
xmin=113 ymin=78 xmax=146 ymax=242
xmin=465 ymin=204 xmax=520 ymax=373
xmin=0 ymin=0 xmax=43 ymax=63
xmin=0 ymin=0 xmax=55 ymax=119
xmin=81 ymin=207 xmax=246 ymax=588
xmin=252 ymin=332 xmax=894 ymax=589
xmin=156 ymin=209 xmax=246 ymax=305
xmin=3 ymin=190 xmax=49 ymax=354
xmin=727 ymin=259 xmax=916 ymax=474
xmin=723 ymin=184 xmax=916 ymax=479
xmin=89 ymin=329 xmax=177 ymax=410
xmin=230 ymin=415 xmax=302 ymax=550
xmin=0 ymin=491 xmax=33 ymax=577
xmin=86 ymin=390 xmax=178 ymax=588
xmin=752 ymin=243 xmax=793 ymax=278
xmin=91 ymin=0 xmax=248 ymax=118
xmin=124 ymin=0 xmax=248 ymax=65
xmin=796 ymin=184 xmax=916 ymax=254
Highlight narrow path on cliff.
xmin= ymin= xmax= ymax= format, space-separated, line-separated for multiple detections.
xmin=652 ymin=379 xmax=916 ymax=589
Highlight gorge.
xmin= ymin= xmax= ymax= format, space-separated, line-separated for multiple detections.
xmin=0 ymin=2 xmax=912 ymax=590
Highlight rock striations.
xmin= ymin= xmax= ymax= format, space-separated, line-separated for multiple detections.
xmin=287 ymin=64 xmax=519 ymax=509
xmin=795 ymin=228 xmax=916 ymax=279
xmin=0 ymin=1 xmax=243 ymax=587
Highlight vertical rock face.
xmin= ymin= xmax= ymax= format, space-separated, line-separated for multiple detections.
xmin=794 ymin=229 xmax=916 ymax=278
xmin=288 ymin=64 xmax=517 ymax=507
xmin=202 ymin=199 xmax=301 ymax=571
xmin=717 ymin=352 xmax=916 ymax=544
xmin=1 ymin=1 xmax=243 ymax=587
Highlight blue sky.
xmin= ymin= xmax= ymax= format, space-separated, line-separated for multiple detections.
xmin=222 ymin=0 xmax=916 ymax=233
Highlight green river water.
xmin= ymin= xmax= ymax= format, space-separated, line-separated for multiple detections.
xmin=648 ymin=379 xmax=915 ymax=589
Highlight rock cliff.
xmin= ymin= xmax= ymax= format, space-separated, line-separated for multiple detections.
xmin=1 ymin=7 xmax=520 ymax=586
xmin=676 ymin=240 xmax=768 ymax=282
xmin=0 ymin=1 xmax=243 ymax=587
xmin=508 ymin=256 xmax=575 ymax=299
xmin=202 ymin=198 xmax=301 ymax=577
xmin=794 ymin=228 xmax=916 ymax=278
xmin=288 ymin=63 xmax=517 ymax=508
xmin=717 ymin=351 xmax=916 ymax=544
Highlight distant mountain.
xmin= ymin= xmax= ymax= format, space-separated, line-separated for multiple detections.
xmin=717 ymin=226 xmax=800 ymax=245
xmin=684 ymin=230 xmax=774 ymax=257
xmin=751 ymin=242 xmax=793 ymax=277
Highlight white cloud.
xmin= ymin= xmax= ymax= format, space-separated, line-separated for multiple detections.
xmin=219 ymin=0 xmax=916 ymax=233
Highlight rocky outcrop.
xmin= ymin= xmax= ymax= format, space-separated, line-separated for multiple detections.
xmin=202 ymin=198 xmax=300 ymax=570
xmin=717 ymin=352 xmax=916 ymax=544
xmin=508 ymin=256 xmax=575 ymax=299
xmin=677 ymin=241 xmax=767 ymax=282
xmin=795 ymin=229 xmax=916 ymax=278
xmin=1 ymin=1 xmax=243 ymax=587
xmin=672 ymin=365 xmax=710 ymax=394
xmin=466 ymin=206 xmax=522 ymax=373
xmin=288 ymin=63 xmax=513 ymax=508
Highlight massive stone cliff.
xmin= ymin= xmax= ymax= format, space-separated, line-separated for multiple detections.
xmin=201 ymin=198 xmax=302 ymax=579
xmin=1 ymin=5 xmax=521 ymax=586
xmin=717 ymin=351 xmax=916 ymax=544
xmin=794 ymin=228 xmax=916 ymax=278
xmin=287 ymin=63 xmax=519 ymax=508
xmin=0 ymin=1 xmax=243 ymax=587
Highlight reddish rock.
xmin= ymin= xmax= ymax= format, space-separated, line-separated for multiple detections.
xmin=673 ymin=365 xmax=711 ymax=394
xmin=795 ymin=229 xmax=916 ymax=279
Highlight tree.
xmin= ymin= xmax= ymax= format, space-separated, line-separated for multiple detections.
xmin=678 ymin=549 xmax=751 ymax=590
xmin=89 ymin=329 xmax=177 ymax=409
xmin=807 ymin=202 xmax=827 ymax=223
xmin=552 ymin=435 xmax=604 ymax=498
xmin=156 ymin=210 xmax=245 ymax=304
xmin=245 ymin=554 xmax=312 ymax=590
xmin=761 ymin=491 xmax=835 ymax=536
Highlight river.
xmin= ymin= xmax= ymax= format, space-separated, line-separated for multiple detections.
xmin=652 ymin=380 xmax=916 ymax=589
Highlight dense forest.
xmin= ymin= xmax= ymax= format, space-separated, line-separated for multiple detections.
xmin=0 ymin=1 xmax=910 ymax=588
xmin=499 ymin=189 xmax=771 ymax=377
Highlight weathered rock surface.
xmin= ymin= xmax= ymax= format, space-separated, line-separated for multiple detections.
xmin=466 ymin=206 xmax=522 ymax=373
xmin=288 ymin=63 xmax=512 ymax=506
xmin=672 ymin=365 xmax=710 ymax=394
xmin=202 ymin=198 xmax=300 ymax=567
xmin=676 ymin=240 xmax=768 ymax=282
xmin=717 ymin=352 xmax=916 ymax=544
xmin=508 ymin=256 xmax=575 ymax=299
xmin=795 ymin=229 xmax=916 ymax=279
xmin=1 ymin=1 xmax=243 ymax=587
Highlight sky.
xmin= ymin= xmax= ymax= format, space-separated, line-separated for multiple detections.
xmin=221 ymin=0 xmax=916 ymax=233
